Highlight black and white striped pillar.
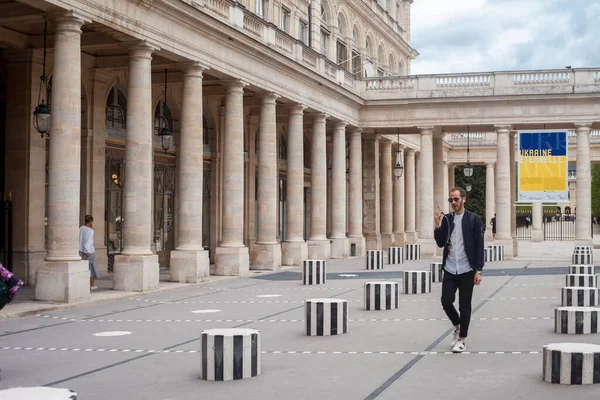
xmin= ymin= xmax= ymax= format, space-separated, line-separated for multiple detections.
xmin=430 ymin=262 xmax=444 ymax=283
xmin=364 ymin=281 xmax=400 ymax=310
xmin=554 ymin=306 xmax=600 ymax=334
xmin=543 ymin=343 xmax=600 ymax=384
xmin=562 ymin=287 xmax=599 ymax=307
xmin=489 ymin=245 xmax=504 ymax=261
xmin=574 ymin=245 xmax=593 ymax=253
xmin=484 ymin=247 xmax=494 ymax=263
xmin=402 ymin=270 xmax=431 ymax=294
xmin=366 ymin=250 xmax=384 ymax=270
xmin=303 ymin=260 xmax=326 ymax=285
xmin=405 ymin=244 xmax=421 ymax=261
xmin=565 ymin=274 xmax=598 ymax=288
xmin=200 ymin=328 xmax=261 ymax=381
xmin=305 ymin=298 xmax=348 ymax=336
xmin=572 ymin=252 xmax=593 ymax=265
xmin=388 ymin=247 xmax=404 ymax=264
xmin=568 ymin=265 xmax=596 ymax=275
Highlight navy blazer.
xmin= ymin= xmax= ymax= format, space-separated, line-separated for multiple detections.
xmin=434 ymin=209 xmax=485 ymax=273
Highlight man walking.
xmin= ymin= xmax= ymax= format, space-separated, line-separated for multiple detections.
xmin=79 ymin=215 xmax=100 ymax=290
xmin=489 ymin=213 xmax=496 ymax=240
xmin=434 ymin=187 xmax=484 ymax=353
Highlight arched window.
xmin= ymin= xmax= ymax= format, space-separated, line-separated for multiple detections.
xmin=321 ymin=4 xmax=328 ymax=23
xmin=106 ymin=86 xmax=127 ymax=129
xmin=365 ymin=37 xmax=372 ymax=57
xmin=338 ymin=15 xmax=344 ymax=36
xmin=389 ymin=54 xmax=396 ymax=74
xmin=352 ymin=26 xmax=359 ymax=47
xmin=377 ymin=45 xmax=385 ymax=75
xmin=320 ymin=3 xmax=331 ymax=57
xmin=279 ymin=134 xmax=287 ymax=160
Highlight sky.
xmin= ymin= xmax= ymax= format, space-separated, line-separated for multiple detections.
xmin=410 ymin=0 xmax=600 ymax=75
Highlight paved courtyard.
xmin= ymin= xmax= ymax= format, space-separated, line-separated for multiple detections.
xmin=0 ymin=242 xmax=598 ymax=399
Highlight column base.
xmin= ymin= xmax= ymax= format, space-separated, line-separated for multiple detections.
xmin=348 ymin=236 xmax=366 ymax=256
xmin=113 ymin=254 xmax=159 ymax=292
xmin=381 ymin=233 xmax=395 ymax=250
xmin=365 ymin=234 xmax=382 ymax=250
xmin=493 ymin=238 xmax=514 ymax=260
xmin=330 ymin=238 xmax=350 ymax=259
xmin=512 ymin=236 xmax=519 ymax=257
xmin=281 ymin=241 xmax=308 ymax=266
xmin=35 ymin=260 xmax=91 ymax=303
xmin=215 ymin=246 xmax=249 ymax=276
xmin=416 ymin=238 xmax=437 ymax=257
xmin=170 ymin=250 xmax=210 ymax=283
xmin=250 ymin=243 xmax=282 ymax=271
xmin=13 ymin=250 xmax=46 ymax=286
xmin=531 ymin=229 xmax=543 ymax=242
xmin=405 ymin=231 xmax=417 ymax=244
xmin=394 ymin=233 xmax=406 ymax=247
xmin=307 ymin=239 xmax=331 ymax=260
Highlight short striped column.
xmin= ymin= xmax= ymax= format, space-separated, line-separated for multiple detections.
xmin=484 ymin=247 xmax=494 ymax=263
xmin=402 ymin=270 xmax=431 ymax=294
xmin=430 ymin=262 xmax=444 ymax=283
xmin=565 ymin=274 xmax=597 ymax=288
xmin=543 ymin=343 xmax=600 ymax=384
xmin=575 ymin=245 xmax=593 ymax=253
xmin=302 ymin=260 xmax=326 ymax=285
xmin=388 ymin=247 xmax=404 ymax=264
xmin=554 ymin=307 xmax=600 ymax=334
xmin=568 ymin=265 xmax=596 ymax=275
xmin=405 ymin=244 xmax=421 ymax=261
xmin=305 ymin=298 xmax=348 ymax=336
xmin=364 ymin=281 xmax=400 ymax=310
xmin=572 ymin=252 xmax=593 ymax=265
xmin=489 ymin=245 xmax=504 ymax=261
xmin=366 ymin=250 xmax=384 ymax=270
xmin=0 ymin=388 xmax=78 ymax=399
xmin=200 ymin=328 xmax=261 ymax=381
xmin=562 ymin=287 xmax=599 ymax=307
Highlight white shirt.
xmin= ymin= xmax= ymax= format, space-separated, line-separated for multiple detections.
xmin=444 ymin=213 xmax=472 ymax=275
xmin=79 ymin=226 xmax=95 ymax=254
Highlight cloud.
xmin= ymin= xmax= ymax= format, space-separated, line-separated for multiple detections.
xmin=410 ymin=0 xmax=600 ymax=74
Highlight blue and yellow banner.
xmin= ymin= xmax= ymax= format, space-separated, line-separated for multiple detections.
xmin=517 ymin=131 xmax=568 ymax=202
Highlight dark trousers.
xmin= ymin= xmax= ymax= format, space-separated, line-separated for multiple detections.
xmin=441 ymin=270 xmax=475 ymax=338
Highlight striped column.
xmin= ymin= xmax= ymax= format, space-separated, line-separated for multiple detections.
xmin=573 ymin=252 xmax=593 ymax=265
xmin=554 ymin=307 xmax=600 ymax=334
xmin=575 ymin=246 xmax=593 ymax=252
xmin=366 ymin=250 xmax=384 ymax=270
xmin=566 ymin=274 xmax=597 ymax=288
xmin=542 ymin=343 xmax=600 ymax=384
xmin=200 ymin=328 xmax=261 ymax=381
xmin=405 ymin=244 xmax=421 ymax=261
xmin=364 ymin=282 xmax=400 ymax=310
xmin=484 ymin=248 xmax=494 ymax=263
xmin=562 ymin=287 xmax=599 ymax=307
xmin=403 ymin=270 xmax=431 ymax=294
xmin=305 ymin=299 xmax=348 ymax=336
xmin=388 ymin=247 xmax=404 ymax=264
xmin=302 ymin=260 xmax=326 ymax=285
xmin=430 ymin=262 xmax=443 ymax=283
xmin=569 ymin=265 xmax=596 ymax=275
xmin=489 ymin=245 xmax=504 ymax=261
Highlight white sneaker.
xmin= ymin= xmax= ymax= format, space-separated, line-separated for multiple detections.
xmin=91 ymin=286 xmax=98 ymax=291
xmin=452 ymin=340 xmax=466 ymax=353
xmin=450 ymin=329 xmax=459 ymax=347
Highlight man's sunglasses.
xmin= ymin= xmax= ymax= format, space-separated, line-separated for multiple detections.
xmin=447 ymin=197 xmax=462 ymax=203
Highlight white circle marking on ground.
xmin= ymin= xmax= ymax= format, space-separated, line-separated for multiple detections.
xmin=191 ymin=309 xmax=222 ymax=314
xmin=93 ymin=331 xmax=132 ymax=337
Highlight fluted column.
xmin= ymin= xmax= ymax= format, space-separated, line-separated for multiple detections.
xmin=415 ymin=152 xmax=421 ymax=235
xmin=418 ymin=127 xmax=436 ymax=256
xmin=380 ymin=139 xmax=394 ymax=249
xmin=307 ymin=113 xmax=330 ymax=260
xmin=531 ymin=202 xmax=543 ymax=241
xmin=363 ymin=136 xmax=382 ymax=250
xmin=36 ymin=13 xmax=90 ymax=302
xmin=281 ymin=104 xmax=307 ymax=265
xmin=510 ymin=131 xmax=518 ymax=255
xmin=330 ymin=122 xmax=350 ymax=258
xmin=443 ymin=161 xmax=449 ymax=213
xmin=393 ymin=146 xmax=406 ymax=246
xmin=170 ymin=64 xmax=209 ymax=283
xmin=347 ymin=128 xmax=365 ymax=256
xmin=448 ymin=163 xmax=455 ymax=189
xmin=494 ymin=125 xmax=513 ymax=258
xmin=215 ymin=82 xmax=250 ymax=275
xmin=433 ymin=133 xmax=446 ymax=212
xmin=404 ymin=149 xmax=417 ymax=243
xmin=485 ymin=162 xmax=495 ymax=241
xmin=575 ymin=123 xmax=593 ymax=245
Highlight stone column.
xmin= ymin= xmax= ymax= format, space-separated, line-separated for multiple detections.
xmin=417 ymin=127 xmax=436 ymax=256
xmin=485 ymin=162 xmax=495 ymax=241
xmin=330 ymin=122 xmax=350 ymax=258
xmin=307 ymin=113 xmax=330 ymax=260
xmin=250 ymin=93 xmax=281 ymax=270
xmin=36 ymin=14 xmax=90 ymax=303
xmin=510 ymin=131 xmax=518 ymax=256
xmin=281 ymin=104 xmax=307 ymax=265
xmin=415 ymin=151 xmax=421 ymax=235
xmin=404 ymin=149 xmax=417 ymax=243
xmin=112 ymin=43 xmax=160 ymax=291
xmin=169 ymin=64 xmax=210 ymax=283
xmin=393 ymin=146 xmax=406 ymax=246
xmin=215 ymin=82 xmax=250 ymax=275
xmin=443 ymin=161 xmax=449 ymax=213
xmin=380 ymin=139 xmax=394 ymax=249
xmin=494 ymin=125 xmax=513 ymax=258
xmin=363 ymin=136 xmax=381 ymax=250
xmin=531 ymin=202 xmax=543 ymax=241
xmin=448 ymin=163 xmax=455 ymax=189
xmin=347 ymin=128 xmax=366 ymax=256
xmin=433 ymin=133 xmax=446 ymax=212
xmin=575 ymin=123 xmax=593 ymax=246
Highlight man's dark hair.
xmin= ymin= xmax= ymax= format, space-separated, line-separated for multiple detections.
xmin=85 ymin=215 xmax=94 ymax=224
xmin=449 ymin=187 xmax=467 ymax=198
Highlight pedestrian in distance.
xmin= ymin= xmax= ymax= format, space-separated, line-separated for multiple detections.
xmin=489 ymin=213 xmax=496 ymax=240
xmin=79 ymin=215 xmax=100 ymax=290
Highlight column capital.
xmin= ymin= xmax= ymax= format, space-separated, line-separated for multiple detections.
xmin=312 ymin=113 xmax=329 ymax=122
xmin=349 ymin=127 xmax=362 ymax=137
xmin=181 ymin=61 xmax=209 ymax=77
xmin=225 ymin=80 xmax=247 ymax=94
xmin=380 ymin=138 xmax=393 ymax=148
xmin=127 ymin=42 xmax=157 ymax=59
xmin=334 ymin=121 xmax=348 ymax=130
xmin=48 ymin=10 xmax=91 ymax=29
xmin=575 ymin=122 xmax=592 ymax=130
xmin=485 ymin=161 xmax=495 ymax=167
xmin=405 ymin=147 xmax=415 ymax=155
xmin=287 ymin=103 xmax=306 ymax=115
xmin=261 ymin=92 xmax=279 ymax=104
xmin=494 ymin=124 xmax=512 ymax=133
xmin=417 ymin=126 xmax=434 ymax=134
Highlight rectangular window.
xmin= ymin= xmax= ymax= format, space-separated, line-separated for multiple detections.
xmin=256 ymin=0 xmax=265 ymax=17
xmin=320 ymin=29 xmax=330 ymax=57
xmin=396 ymin=2 xmax=401 ymax=21
xmin=352 ymin=50 xmax=361 ymax=75
xmin=298 ymin=20 xmax=308 ymax=45
xmin=336 ymin=40 xmax=347 ymax=69
xmin=279 ymin=6 xmax=290 ymax=32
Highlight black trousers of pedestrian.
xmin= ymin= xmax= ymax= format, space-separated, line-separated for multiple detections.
xmin=441 ymin=270 xmax=475 ymax=338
